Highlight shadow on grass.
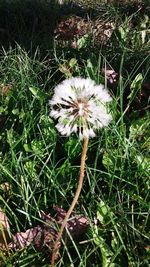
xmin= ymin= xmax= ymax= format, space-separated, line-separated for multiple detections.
xmin=0 ymin=0 xmax=97 ymax=51
xmin=0 ymin=0 xmax=61 ymax=50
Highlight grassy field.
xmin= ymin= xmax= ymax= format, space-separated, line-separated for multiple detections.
xmin=0 ymin=0 xmax=150 ymax=266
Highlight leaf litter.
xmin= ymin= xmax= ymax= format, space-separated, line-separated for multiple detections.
xmin=0 ymin=207 xmax=89 ymax=257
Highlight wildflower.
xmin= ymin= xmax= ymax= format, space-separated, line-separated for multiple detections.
xmin=49 ymin=77 xmax=112 ymax=139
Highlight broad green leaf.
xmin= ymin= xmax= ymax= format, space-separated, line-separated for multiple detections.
xmin=12 ymin=108 xmax=19 ymax=115
xmin=136 ymin=155 xmax=150 ymax=171
xmin=24 ymin=161 xmax=36 ymax=177
xmin=77 ymin=34 xmax=90 ymax=49
xmin=130 ymin=73 xmax=143 ymax=90
xmin=92 ymin=224 xmax=117 ymax=267
xmin=128 ymin=73 xmax=143 ymax=100
xmin=31 ymin=140 xmax=44 ymax=155
xmin=69 ymin=58 xmax=77 ymax=68
xmin=97 ymin=200 xmax=113 ymax=225
xmin=23 ymin=143 xmax=32 ymax=153
xmin=29 ymin=87 xmax=46 ymax=100
xmin=97 ymin=200 xmax=109 ymax=225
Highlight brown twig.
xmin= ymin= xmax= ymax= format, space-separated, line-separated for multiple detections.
xmin=51 ymin=137 xmax=89 ymax=266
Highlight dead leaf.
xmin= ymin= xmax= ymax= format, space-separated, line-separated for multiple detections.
xmin=54 ymin=207 xmax=89 ymax=239
xmin=0 ymin=83 xmax=12 ymax=96
xmin=0 ymin=208 xmax=11 ymax=249
xmin=0 ymin=209 xmax=10 ymax=232
xmin=102 ymin=66 xmax=119 ymax=85
xmin=9 ymin=226 xmax=43 ymax=250
xmin=0 ymin=207 xmax=88 ymax=255
xmin=0 ymin=182 xmax=12 ymax=193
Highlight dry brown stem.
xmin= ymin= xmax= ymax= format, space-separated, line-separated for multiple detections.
xmin=51 ymin=137 xmax=89 ymax=266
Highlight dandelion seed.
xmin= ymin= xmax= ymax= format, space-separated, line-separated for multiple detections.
xmin=49 ymin=77 xmax=112 ymax=139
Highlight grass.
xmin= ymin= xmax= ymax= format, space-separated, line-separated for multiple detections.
xmin=0 ymin=0 xmax=150 ymax=266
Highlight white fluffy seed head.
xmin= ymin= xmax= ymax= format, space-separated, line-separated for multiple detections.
xmin=49 ymin=77 xmax=112 ymax=139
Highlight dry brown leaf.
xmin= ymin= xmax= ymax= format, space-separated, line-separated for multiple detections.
xmin=0 ymin=182 xmax=12 ymax=193
xmin=0 ymin=208 xmax=10 ymax=232
xmin=0 ymin=83 xmax=12 ymax=96
xmin=9 ymin=226 xmax=43 ymax=250
xmin=0 ymin=207 xmax=89 ymax=255
xmin=102 ymin=67 xmax=118 ymax=84
xmin=54 ymin=207 xmax=89 ymax=239
xmin=0 ymin=208 xmax=11 ymax=249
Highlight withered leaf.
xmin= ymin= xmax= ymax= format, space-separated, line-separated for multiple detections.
xmin=1 ymin=207 xmax=89 ymax=253
xmin=0 ymin=83 xmax=12 ymax=96
xmin=0 ymin=208 xmax=12 ymax=249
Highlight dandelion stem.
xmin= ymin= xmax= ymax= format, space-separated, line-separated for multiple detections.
xmin=51 ymin=137 xmax=89 ymax=266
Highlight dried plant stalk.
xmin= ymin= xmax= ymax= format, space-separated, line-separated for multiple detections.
xmin=51 ymin=137 xmax=89 ymax=266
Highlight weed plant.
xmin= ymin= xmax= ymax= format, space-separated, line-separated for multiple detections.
xmin=0 ymin=0 xmax=149 ymax=266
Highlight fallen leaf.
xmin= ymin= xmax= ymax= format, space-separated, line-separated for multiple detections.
xmin=9 ymin=226 xmax=43 ymax=250
xmin=102 ymin=67 xmax=119 ymax=84
xmin=54 ymin=207 xmax=89 ymax=239
xmin=0 ymin=207 xmax=89 ymax=255
xmin=0 ymin=208 xmax=11 ymax=249
xmin=0 ymin=83 xmax=12 ymax=96
xmin=0 ymin=182 xmax=12 ymax=193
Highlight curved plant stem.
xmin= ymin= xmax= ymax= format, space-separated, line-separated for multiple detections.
xmin=51 ymin=137 xmax=89 ymax=266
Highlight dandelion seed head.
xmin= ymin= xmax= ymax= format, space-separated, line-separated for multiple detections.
xmin=49 ymin=77 xmax=112 ymax=139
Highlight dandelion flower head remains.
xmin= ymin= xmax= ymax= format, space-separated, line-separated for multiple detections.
xmin=50 ymin=77 xmax=112 ymax=139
